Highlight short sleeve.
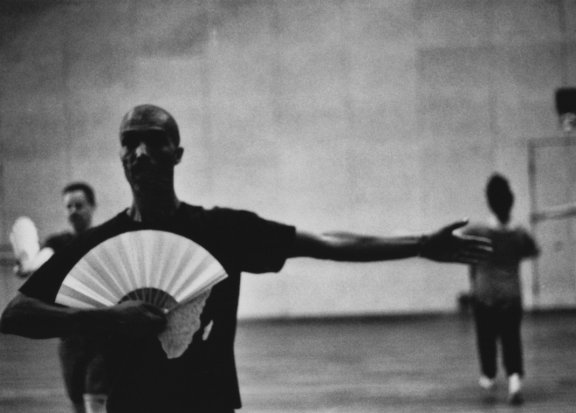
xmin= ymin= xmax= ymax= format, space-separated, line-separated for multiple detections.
xmin=519 ymin=228 xmax=539 ymax=258
xmin=209 ymin=208 xmax=296 ymax=274
xmin=19 ymin=245 xmax=80 ymax=302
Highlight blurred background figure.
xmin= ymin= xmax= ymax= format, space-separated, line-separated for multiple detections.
xmin=45 ymin=182 xmax=96 ymax=253
xmin=463 ymin=174 xmax=539 ymax=405
xmin=12 ymin=182 xmax=107 ymax=413
xmin=51 ymin=182 xmax=108 ymax=413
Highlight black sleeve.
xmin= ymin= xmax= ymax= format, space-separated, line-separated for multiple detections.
xmin=43 ymin=232 xmax=75 ymax=253
xmin=210 ymin=208 xmax=296 ymax=274
xmin=19 ymin=246 xmax=80 ymax=302
xmin=519 ymin=228 xmax=539 ymax=258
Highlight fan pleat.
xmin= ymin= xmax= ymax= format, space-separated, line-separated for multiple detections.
xmin=154 ymin=232 xmax=185 ymax=292
xmin=150 ymin=233 xmax=166 ymax=289
xmin=116 ymin=233 xmax=141 ymax=292
xmin=61 ymin=263 xmax=121 ymax=305
xmin=58 ymin=284 xmax=110 ymax=308
xmin=176 ymin=261 xmax=226 ymax=302
xmin=83 ymin=248 xmax=132 ymax=297
xmin=57 ymin=294 xmax=101 ymax=309
xmin=167 ymin=247 xmax=224 ymax=301
xmin=138 ymin=232 xmax=152 ymax=288
xmin=61 ymin=276 xmax=117 ymax=306
xmin=161 ymin=242 xmax=196 ymax=296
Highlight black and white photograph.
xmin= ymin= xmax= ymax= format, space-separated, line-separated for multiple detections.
xmin=0 ymin=1 xmax=575 ymax=412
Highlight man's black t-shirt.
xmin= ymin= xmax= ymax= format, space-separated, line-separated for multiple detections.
xmin=19 ymin=203 xmax=296 ymax=412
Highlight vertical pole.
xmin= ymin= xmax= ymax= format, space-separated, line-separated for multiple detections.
xmin=527 ymin=140 xmax=540 ymax=309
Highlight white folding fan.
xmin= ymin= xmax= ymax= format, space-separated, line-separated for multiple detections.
xmin=54 ymin=229 xmax=228 ymax=359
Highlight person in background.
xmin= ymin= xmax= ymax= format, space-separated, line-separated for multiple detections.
xmin=17 ymin=182 xmax=108 ymax=413
xmin=463 ymin=174 xmax=539 ymax=405
xmin=1 ymin=105 xmax=493 ymax=413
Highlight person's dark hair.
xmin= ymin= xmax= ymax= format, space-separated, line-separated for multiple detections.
xmin=62 ymin=182 xmax=96 ymax=206
xmin=120 ymin=104 xmax=180 ymax=146
xmin=486 ymin=173 xmax=513 ymax=224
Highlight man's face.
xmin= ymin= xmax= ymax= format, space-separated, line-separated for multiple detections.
xmin=63 ymin=190 xmax=94 ymax=233
xmin=120 ymin=129 xmax=183 ymax=189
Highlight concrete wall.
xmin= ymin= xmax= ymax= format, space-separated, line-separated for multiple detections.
xmin=1 ymin=0 xmax=574 ymax=318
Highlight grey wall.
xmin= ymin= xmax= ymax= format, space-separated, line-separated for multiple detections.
xmin=1 ymin=0 xmax=574 ymax=318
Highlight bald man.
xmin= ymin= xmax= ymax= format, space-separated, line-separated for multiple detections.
xmin=1 ymin=104 xmax=492 ymax=413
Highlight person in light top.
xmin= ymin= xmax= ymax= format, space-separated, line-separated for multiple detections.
xmin=463 ymin=174 xmax=539 ymax=405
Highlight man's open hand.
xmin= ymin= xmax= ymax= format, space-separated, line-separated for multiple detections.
xmin=420 ymin=220 xmax=492 ymax=264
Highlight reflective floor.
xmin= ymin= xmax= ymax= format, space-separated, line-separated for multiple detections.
xmin=1 ymin=312 xmax=575 ymax=412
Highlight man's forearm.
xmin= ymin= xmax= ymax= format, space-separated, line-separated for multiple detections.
xmin=0 ymin=294 xmax=113 ymax=339
xmin=291 ymin=231 xmax=424 ymax=261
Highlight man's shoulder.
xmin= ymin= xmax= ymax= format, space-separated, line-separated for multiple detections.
xmin=68 ymin=210 xmax=132 ymax=248
xmin=182 ymin=203 xmax=258 ymax=222
xmin=45 ymin=231 xmax=75 ymax=245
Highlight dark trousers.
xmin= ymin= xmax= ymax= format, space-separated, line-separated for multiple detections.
xmin=472 ymin=301 xmax=524 ymax=378
xmin=59 ymin=336 xmax=110 ymax=404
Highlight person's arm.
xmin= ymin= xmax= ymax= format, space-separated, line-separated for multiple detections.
xmin=0 ymin=293 xmax=166 ymax=339
xmin=287 ymin=220 xmax=492 ymax=265
xmin=531 ymin=204 xmax=576 ymax=222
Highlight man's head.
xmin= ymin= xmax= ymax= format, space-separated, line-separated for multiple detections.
xmin=119 ymin=104 xmax=183 ymax=191
xmin=62 ymin=182 xmax=96 ymax=234
xmin=120 ymin=104 xmax=180 ymax=145
xmin=486 ymin=173 xmax=514 ymax=225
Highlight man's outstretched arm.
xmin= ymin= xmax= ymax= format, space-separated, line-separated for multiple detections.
xmin=0 ymin=293 xmax=166 ymax=339
xmin=287 ymin=220 xmax=492 ymax=265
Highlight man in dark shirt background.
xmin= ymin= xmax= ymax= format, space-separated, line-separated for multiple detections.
xmin=55 ymin=183 xmax=109 ymax=413
xmin=20 ymin=182 xmax=108 ymax=413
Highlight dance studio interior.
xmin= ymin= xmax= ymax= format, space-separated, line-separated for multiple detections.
xmin=0 ymin=1 xmax=575 ymax=412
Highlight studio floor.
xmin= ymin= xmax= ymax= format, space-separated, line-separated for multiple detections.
xmin=0 ymin=312 xmax=575 ymax=413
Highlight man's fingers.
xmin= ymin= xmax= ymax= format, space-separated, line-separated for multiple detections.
xmin=465 ymin=245 xmax=493 ymax=255
xmin=460 ymin=251 xmax=488 ymax=262
xmin=460 ymin=236 xmax=493 ymax=253
xmin=451 ymin=253 xmax=483 ymax=265
xmin=444 ymin=219 xmax=469 ymax=233
xmin=422 ymin=220 xmax=492 ymax=264
xmin=142 ymin=302 xmax=166 ymax=317
xmin=457 ymin=233 xmax=492 ymax=246
xmin=462 ymin=247 xmax=492 ymax=258
xmin=458 ymin=246 xmax=493 ymax=262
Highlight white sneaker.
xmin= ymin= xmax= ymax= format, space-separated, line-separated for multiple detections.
xmin=508 ymin=374 xmax=523 ymax=405
xmin=479 ymin=376 xmax=496 ymax=390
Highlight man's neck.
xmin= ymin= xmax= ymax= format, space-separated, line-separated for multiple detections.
xmin=129 ymin=189 xmax=181 ymax=223
xmin=72 ymin=223 xmax=91 ymax=236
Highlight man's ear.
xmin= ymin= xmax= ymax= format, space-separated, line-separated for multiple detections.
xmin=174 ymin=147 xmax=184 ymax=165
